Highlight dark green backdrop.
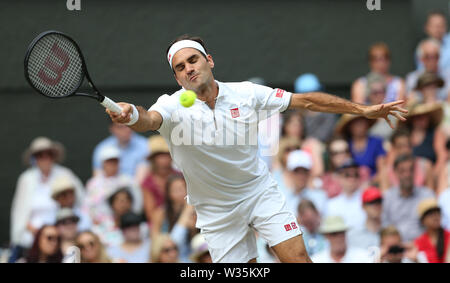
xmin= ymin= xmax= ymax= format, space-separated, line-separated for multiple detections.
xmin=0 ymin=0 xmax=448 ymax=245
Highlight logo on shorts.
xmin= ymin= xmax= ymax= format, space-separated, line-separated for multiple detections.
xmin=284 ymin=224 xmax=292 ymax=231
xmin=275 ymin=89 xmax=285 ymax=98
xmin=230 ymin=108 xmax=240 ymax=118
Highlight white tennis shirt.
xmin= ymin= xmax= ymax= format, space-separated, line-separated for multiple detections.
xmin=149 ymin=81 xmax=292 ymax=207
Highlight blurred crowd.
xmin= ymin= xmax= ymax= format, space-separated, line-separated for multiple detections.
xmin=2 ymin=11 xmax=450 ymax=263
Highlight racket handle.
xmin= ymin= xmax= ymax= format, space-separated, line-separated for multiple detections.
xmin=101 ymin=96 xmax=122 ymax=114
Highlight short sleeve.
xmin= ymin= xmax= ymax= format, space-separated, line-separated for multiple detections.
xmin=148 ymin=94 xmax=178 ymax=134
xmin=251 ymin=83 xmax=293 ymax=113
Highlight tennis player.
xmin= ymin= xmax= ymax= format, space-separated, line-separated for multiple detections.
xmin=106 ymin=35 xmax=407 ymax=263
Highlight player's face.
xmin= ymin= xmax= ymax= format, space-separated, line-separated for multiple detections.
xmin=172 ymin=48 xmax=215 ymax=93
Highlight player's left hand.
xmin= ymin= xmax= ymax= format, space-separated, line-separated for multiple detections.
xmin=363 ymin=100 xmax=408 ymax=129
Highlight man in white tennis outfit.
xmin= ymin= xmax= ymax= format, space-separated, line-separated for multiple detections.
xmin=107 ymin=35 xmax=407 ymax=263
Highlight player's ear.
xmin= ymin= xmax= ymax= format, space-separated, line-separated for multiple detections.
xmin=206 ymin=54 xmax=214 ymax=69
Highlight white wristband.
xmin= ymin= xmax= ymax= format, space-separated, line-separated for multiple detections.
xmin=125 ymin=104 xmax=139 ymax=126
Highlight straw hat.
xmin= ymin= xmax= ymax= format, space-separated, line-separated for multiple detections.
xmin=51 ymin=175 xmax=75 ymax=199
xmin=23 ymin=136 xmax=65 ymax=165
xmin=402 ymin=102 xmax=443 ymax=128
xmin=319 ymin=216 xmax=348 ymax=234
xmin=417 ymin=198 xmax=440 ymax=220
xmin=147 ymin=135 xmax=170 ymax=159
xmin=334 ymin=114 xmax=377 ymax=138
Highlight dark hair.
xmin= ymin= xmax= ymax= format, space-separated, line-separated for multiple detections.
xmin=297 ymin=199 xmax=319 ymax=216
xmin=390 ymin=128 xmax=411 ymax=144
xmin=166 ymin=34 xmax=208 ymax=72
xmin=393 ymin=154 xmax=415 ymax=170
xmin=446 ymin=138 xmax=450 ymax=150
xmin=165 ymin=174 xmax=186 ymax=231
xmin=281 ymin=110 xmax=306 ymax=139
xmin=26 ymin=225 xmax=63 ymax=263
xmin=108 ymin=187 xmax=134 ymax=208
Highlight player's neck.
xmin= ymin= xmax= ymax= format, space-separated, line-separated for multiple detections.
xmin=196 ymin=80 xmax=219 ymax=109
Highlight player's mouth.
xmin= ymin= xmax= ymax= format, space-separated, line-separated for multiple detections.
xmin=189 ymin=74 xmax=199 ymax=81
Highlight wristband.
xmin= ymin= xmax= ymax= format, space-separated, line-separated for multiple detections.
xmin=125 ymin=104 xmax=139 ymax=126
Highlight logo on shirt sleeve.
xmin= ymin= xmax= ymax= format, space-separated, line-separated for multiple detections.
xmin=284 ymin=224 xmax=292 ymax=231
xmin=230 ymin=108 xmax=240 ymax=118
xmin=275 ymin=89 xmax=285 ymax=98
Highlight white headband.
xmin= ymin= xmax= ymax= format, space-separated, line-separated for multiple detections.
xmin=167 ymin=40 xmax=207 ymax=69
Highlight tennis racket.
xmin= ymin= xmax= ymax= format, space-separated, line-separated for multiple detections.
xmin=24 ymin=30 xmax=127 ymax=116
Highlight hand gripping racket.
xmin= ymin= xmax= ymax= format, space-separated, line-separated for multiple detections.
xmin=24 ymin=30 xmax=128 ymax=116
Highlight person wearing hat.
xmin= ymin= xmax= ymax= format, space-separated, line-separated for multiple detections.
xmin=311 ymin=216 xmax=372 ymax=263
xmin=382 ymin=154 xmax=435 ymax=242
xmin=334 ymin=112 xmax=386 ymax=187
xmin=284 ymin=150 xmax=327 ymax=216
xmin=55 ymin=208 xmax=80 ymax=255
xmin=141 ymin=135 xmax=178 ymax=227
xmin=190 ymin=233 xmax=212 ymax=263
xmin=414 ymin=198 xmax=450 ymax=263
xmin=325 ymin=159 xmax=367 ymax=231
xmin=106 ymin=212 xmax=151 ymax=263
xmin=85 ymin=145 xmax=143 ymax=227
xmin=347 ymin=187 xmax=383 ymax=250
xmin=92 ymin=121 xmax=149 ymax=180
xmin=412 ymin=72 xmax=445 ymax=104
xmin=10 ymin=137 xmax=85 ymax=255
xmin=400 ymin=102 xmax=447 ymax=171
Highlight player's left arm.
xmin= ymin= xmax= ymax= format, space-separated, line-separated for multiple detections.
xmin=287 ymin=92 xmax=408 ymax=128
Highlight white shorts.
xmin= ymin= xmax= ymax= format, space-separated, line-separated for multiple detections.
xmin=195 ymin=186 xmax=302 ymax=263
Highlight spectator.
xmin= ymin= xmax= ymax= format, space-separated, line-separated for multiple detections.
xmin=351 ymin=42 xmax=405 ymax=105
xmin=189 ymin=233 xmax=212 ymax=263
xmin=385 ymin=128 xmax=434 ymax=192
xmin=382 ymin=154 xmax=435 ymax=242
xmin=92 ymin=122 xmax=149 ymax=181
xmin=84 ymin=146 xmax=142 ymax=227
xmin=414 ymin=198 xmax=450 ymax=263
xmin=325 ymin=159 xmax=367 ymax=230
xmin=55 ymin=208 xmax=80 ymax=255
xmin=347 ymin=187 xmax=382 ymax=250
xmin=334 ymin=114 xmax=386 ymax=183
xmin=440 ymin=189 xmax=450 ymax=228
xmin=293 ymin=73 xmax=337 ymax=143
xmin=271 ymin=137 xmax=301 ymax=193
xmin=296 ymin=199 xmax=327 ymax=256
xmin=400 ymin=102 xmax=447 ymax=175
xmin=107 ymin=212 xmax=151 ymax=263
xmin=321 ymin=138 xmax=371 ymax=198
xmin=379 ymin=226 xmax=426 ymax=263
xmin=416 ymin=11 xmax=450 ymax=71
xmin=20 ymin=225 xmax=63 ymax=263
xmin=407 ymin=38 xmax=450 ymax=101
xmin=51 ymin=176 xmax=91 ymax=231
xmin=142 ymin=135 xmax=176 ymax=227
xmin=10 ymin=137 xmax=84 ymax=253
xmin=278 ymin=110 xmax=324 ymax=178
xmin=150 ymin=233 xmax=179 ymax=263
xmin=75 ymin=231 xmax=112 ymax=263
xmin=311 ymin=216 xmax=372 ymax=263
xmin=284 ymin=150 xmax=327 ymax=216
xmin=410 ymin=72 xmax=445 ymax=105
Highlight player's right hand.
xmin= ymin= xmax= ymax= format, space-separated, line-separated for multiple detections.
xmin=106 ymin=102 xmax=132 ymax=124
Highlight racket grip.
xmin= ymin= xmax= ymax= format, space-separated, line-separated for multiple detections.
xmin=101 ymin=96 xmax=123 ymax=114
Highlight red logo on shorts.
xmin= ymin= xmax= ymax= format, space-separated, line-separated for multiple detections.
xmin=230 ymin=108 xmax=240 ymax=118
xmin=284 ymin=224 xmax=292 ymax=231
xmin=291 ymin=222 xmax=298 ymax=229
xmin=276 ymin=89 xmax=285 ymax=98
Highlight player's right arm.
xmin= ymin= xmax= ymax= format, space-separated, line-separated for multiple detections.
xmin=106 ymin=102 xmax=162 ymax=132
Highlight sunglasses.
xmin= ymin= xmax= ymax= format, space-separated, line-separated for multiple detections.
xmin=285 ymin=146 xmax=300 ymax=153
xmin=161 ymin=246 xmax=178 ymax=253
xmin=370 ymin=55 xmax=389 ymax=62
xmin=58 ymin=218 xmax=78 ymax=226
xmin=34 ymin=150 xmax=54 ymax=159
xmin=44 ymin=234 xmax=58 ymax=242
xmin=341 ymin=171 xmax=360 ymax=178
xmin=330 ymin=150 xmax=348 ymax=156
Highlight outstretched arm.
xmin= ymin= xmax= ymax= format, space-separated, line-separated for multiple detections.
xmin=106 ymin=102 xmax=163 ymax=132
xmin=288 ymin=92 xmax=408 ymax=128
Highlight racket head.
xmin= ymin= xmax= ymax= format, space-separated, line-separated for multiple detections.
xmin=24 ymin=30 xmax=99 ymax=100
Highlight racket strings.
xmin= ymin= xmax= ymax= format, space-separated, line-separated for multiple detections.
xmin=27 ymin=34 xmax=84 ymax=97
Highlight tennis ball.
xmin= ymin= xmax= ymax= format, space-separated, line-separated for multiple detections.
xmin=180 ymin=90 xmax=197 ymax=108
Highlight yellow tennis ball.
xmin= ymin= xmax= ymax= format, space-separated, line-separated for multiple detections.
xmin=180 ymin=90 xmax=197 ymax=107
